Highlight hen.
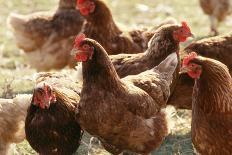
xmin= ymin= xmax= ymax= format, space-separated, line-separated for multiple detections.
xmin=77 ymin=0 xmax=177 ymax=55
xmin=8 ymin=0 xmax=84 ymax=71
xmin=110 ymin=22 xmax=193 ymax=78
xmin=25 ymin=72 xmax=82 ymax=155
xmin=73 ymin=36 xmax=177 ymax=154
xmin=199 ymin=0 xmax=232 ymax=35
xmin=0 ymin=94 xmax=32 ymax=155
xmin=180 ymin=52 xmax=232 ymax=154
xmin=169 ymin=32 xmax=232 ymax=109
xmin=184 ymin=32 xmax=232 ymax=71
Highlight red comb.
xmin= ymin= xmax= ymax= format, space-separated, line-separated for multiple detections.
xmin=183 ymin=52 xmax=197 ymax=66
xmin=77 ymin=0 xmax=85 ymax=4
xmin=43 ymin=83 xmax=49 ymax=101
xmin=74 ymin=33 xmax=86 ymax=48
xmin=181 ymin=21 xmax=190 ymax=31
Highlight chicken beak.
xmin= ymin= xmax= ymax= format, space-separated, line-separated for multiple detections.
xmin=190 ymin=33 xmax=195 ymax=38
xmin=179 ymin=66 xmax=189 ymax=74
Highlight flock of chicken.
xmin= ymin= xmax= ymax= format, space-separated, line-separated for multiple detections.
xmin=0 ymin=0 xmax=231 ymax=154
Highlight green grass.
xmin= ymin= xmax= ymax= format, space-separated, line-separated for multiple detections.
xmin=0 ymin=0 xmax=231 ymax=154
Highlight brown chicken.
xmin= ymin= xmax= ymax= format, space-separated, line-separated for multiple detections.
xmin=25 ymin=72 xmax=82 ymax=155
xmin=0 ymin=94 xmax=32 ymax=155
xmin=184 ymin=32 xmax=232 ymax=70
xmin=76 ymin=0 xmax=177 ymax=55
xmin=72 ymin=36 xmax=177 ymax=154
xmin=199 ymin=0 xmax=232 ymax=35
xmin=8 ymin=0 xmax=84 ymax=71
xmin=169 ymin=33 xmax=232 ymax=109
xmin=180 ymin=52 xmax=232 ymax=154
xmin=110 ymin=22 xmax=193 ymax=78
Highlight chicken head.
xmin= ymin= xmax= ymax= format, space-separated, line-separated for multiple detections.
xmin=173 ymin=21 xmax=194 ymax=42
xmin=180 ymin=52 xmax=202 ymax=79
xmin=33 ymin=82 xmax=56 ymax=109
xmin=77 ymin=0 xmax=95 ymax=16
xmin=72 ymin=33 xmax=94 ymax=62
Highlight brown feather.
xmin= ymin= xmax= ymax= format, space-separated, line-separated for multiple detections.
xmin=77 ymin=38 xmax=173 ymax=154
xmin=25 ymin=72 xmax=82 ymax=155
xmin=190 ymin=56 xmax=232 ymax=154
xmin=81 ymin=0 xmax=176 ymax=55
xmin=8 ymin=0 xmax=84 ymax=71
xmin=169 ymin=33 xmax=232 ymax=109
xmin=110 ymin=24 xmax=181 ymax=78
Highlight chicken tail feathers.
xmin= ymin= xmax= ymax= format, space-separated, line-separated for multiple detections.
xmin=154 ymin=52 xmax=179 ymax=84
xmin=7 ymin=13 xmax=27 ymax=32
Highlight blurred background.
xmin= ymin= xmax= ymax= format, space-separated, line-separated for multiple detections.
xmin=0 ymin=0 xmax=231 ymax=154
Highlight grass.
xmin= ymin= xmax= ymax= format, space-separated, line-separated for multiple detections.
xmin=0 ymin=0 xmax=231 ymax=154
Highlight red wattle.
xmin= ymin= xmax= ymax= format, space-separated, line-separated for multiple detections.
xmin=76 ymin=53 xmax=88 ymax=62
xmin=80 ymin=8 xmax=90 ymax=16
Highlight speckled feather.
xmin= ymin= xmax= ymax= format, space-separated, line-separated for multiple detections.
xmin=123 ymin=52 xmax=179 ymax=108
xmin=110 ymin=24 xmax=181 ymax=78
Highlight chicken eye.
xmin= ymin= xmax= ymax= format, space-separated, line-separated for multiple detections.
xmin=82 ymin=44 xmax=90 ymax=50
xmin=189 ymin=63 xmax=195 ymax=68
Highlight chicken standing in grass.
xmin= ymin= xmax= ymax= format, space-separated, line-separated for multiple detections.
xmin=77 ymin=0 xmax=177 ymax=55
xmin=180 ymin=52 xmax=232 ymax=154
xmin=0 ymin=94 xmax=32 ymax=155
xmin=8 ymin=0 xmax=84 ymax=71
xmin=199 ymin=0 xmax=232 ymax=35
xmin=73 ymin=36 xmax=177 ymax=154
xmin=25 ymin=72 xmax=82 ymax=155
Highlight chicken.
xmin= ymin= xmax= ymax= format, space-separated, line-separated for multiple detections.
xmin=110 ymin=22 xmax=193 ymax=78
xmin=25 ymin=72 xmax=82 ymax=155
xmin=180 ymin=52 xmax=232 ymax=154
xmin=169 ymin=32 xmax=232 ymax=109
xmin=184 ymin=32 xmax=232 ymax=71
xmin=8 ymin=0 xmax=84 ymax=71
xmin=72 ymin=36 xmax=177 ymax=154
xmin=77 ymin=0 xmax=177 ymax=55
xmin=199 ymin=0 xmax=232 ymax=35
xmin=0 ymin=94 xmax=32 ymax=155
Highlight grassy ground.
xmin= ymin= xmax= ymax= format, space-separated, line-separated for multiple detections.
xmin=0 ymin=0 xmax=231 ymax=154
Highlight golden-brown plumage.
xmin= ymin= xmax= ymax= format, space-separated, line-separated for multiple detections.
xmin=169 ymin=33 xmax=232 ymax=109
xmin=182 ymin=55 xmax=232 ymax=154
xmin=185 ymin=32 xmax=232 ymax=70
xmin=75 ymin=38 xmax=176 ymax=154
xmin=123 ymin=52 xmax=179 ymax=109
xmin=78 ymin=0 xmax=177 ymax=55
xmin=110 ymin=24 xmax=186 ymax=78
xmin=0 ymin=94 xmax=32 ymax=155
xmin=25 ymin=72 xmax=82 ymax=155
xmin=8 ymin=0 xmax=84 ymax=71
xmin=199 ymin=0 xmax=232 ymax=35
